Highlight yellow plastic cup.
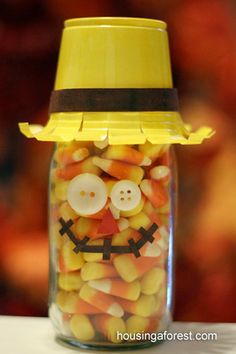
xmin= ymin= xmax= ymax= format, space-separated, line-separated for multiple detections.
xmin=55 ymin=17 xmax=173 ymax=89
xmin=19 ymin=17 xmax=213 ymax=144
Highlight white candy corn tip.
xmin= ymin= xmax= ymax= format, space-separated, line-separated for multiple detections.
xmin=117 ymin=217 xmax=130 ymax=231
xmin=94 ymin=138 xmax=109 ymax=149
xmin=72 ymin=148 xmax=89 ymax=162
xmin=144 ymin=242 xmax=162 ymax=257
xmin=140 ymin=156 xmax=152 ymax=166
xmin=109 ymin=202 xmax=120 ymax=220
xmin=107 ymin=303 xmax=124 ymax=318
xmin=150 ymin=165 xmax=170 ymax=180
xmin=88 ymin=279 xmax=112 ymax=294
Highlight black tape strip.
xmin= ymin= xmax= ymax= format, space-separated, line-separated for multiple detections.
xmin=58 ymin=218 xmax=159 ymax=260
xmin=49 ymin=88 xmax=179 ymax=113
xmin=103 ymin=239 xmax=112 ymax=260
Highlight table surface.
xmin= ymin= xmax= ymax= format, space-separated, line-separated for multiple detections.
xmin=0 ymin=316 xmax=235 ymax=354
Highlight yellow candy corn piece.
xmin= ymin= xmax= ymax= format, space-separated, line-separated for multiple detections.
xmin=89 ymin=278 xmax=141 ymax=301
xmin=138 ymin=142 xmax=169 ymax=162
xmin=56 ymin=157 xmax=101 ymax=180
xmin=140 ymin=179 xmax=168 ymax=208
xmin=112 ymin=228 xmax=139 ymax=246
xmin=75 ymin=217 xmax=100 ymax=239
xmin=93 ymin=156 xmax=144 ymax=184
xmin=113 ymin=255 xmax=159 ymax=282
xmin=117 ymin=217 xmax=130 ymax=231
xmin=54 ymin=180 xmax=69 ymax=201
xmin=56 ymin=290 xmax=103 ymax=315
xmin=59 ymin=241 xmax=84 ymax=272
xmin=80 ymin=283 xmax=124 ymax=317
xmin=59 ymin=202 xmax=78 ymax=221
xmin=119 ymin=295 xmax=156 ymax=317
xmin=126 ymin=315 xmax=159 ymax=336
xmin=102 ymin=145 xmax=151 ymax=166
xmin=149 ymin=165 xmax=170 ymax=184
xmin=51 ymin=221 xmax=64 ymax=249
xmin=58 ymin=271 xmax=84 ymax=291
xmin=128 ymin=211 xmax=151 ymax=230
xmin=81 ymin=262 xmax=118 ymax=281
xmin=83 ymin=239 xmax=103 ymax=262
xmin=93 ymin=315 xmax=126 ymax=343
xmin=70 ymin=314 xmax=95 ymax=341
xmin=55 ymin=146 xmax=89 ymax=166
xmin=140 ymin=268 xmax=166 ymax=295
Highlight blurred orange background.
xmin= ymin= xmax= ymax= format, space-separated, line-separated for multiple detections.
xmin=0 ymin=0 xmax=235 ymax=321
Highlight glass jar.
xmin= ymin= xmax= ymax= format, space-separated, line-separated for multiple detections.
xmin=18 ymin=16 xmax=213 ymax=351
xmin=48 ymin=140 xmax=176 ymax=349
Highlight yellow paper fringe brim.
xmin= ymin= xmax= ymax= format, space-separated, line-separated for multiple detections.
xmin=19 ymin=111 xmax=214 ymax=145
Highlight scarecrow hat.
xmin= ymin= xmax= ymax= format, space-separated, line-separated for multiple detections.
xmin=19 ymin=17 xmax=214 ymax=145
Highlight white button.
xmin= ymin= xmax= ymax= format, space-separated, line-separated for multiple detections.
xmin=110 ymin=180 xmax=141 ymax=211
xmin=67 ymin=173 xmax=108 ymax=215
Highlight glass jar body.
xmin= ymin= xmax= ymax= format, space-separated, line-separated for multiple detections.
xmin=48 ymin=140 xmax=176 ymax=350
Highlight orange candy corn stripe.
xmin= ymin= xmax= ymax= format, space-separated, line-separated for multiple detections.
xmin=56 ymin=157 xmax=101 ymax=180
xmin=140 ymin=179 xmax=168 ymax=208
xmin=93 ymin=157 xmax=144 ymax=184
xmin=88 ymin=278 xmax=141 ymax=301
xmin=102 ymin=145 xmax=151 ymax=166
xmin=80 ymin=283 xmax=124 ymax=317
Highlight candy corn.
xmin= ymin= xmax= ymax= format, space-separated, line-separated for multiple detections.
xmin=112 ymin=228 xmax=139 ymax=246
xmin=81 ymin=262 xmax=118 ymax=281
xmin=58 ymin=272 xmax=84 ymax=291
xmin=149 ymin=165 xmax=170 ymax=184
xmin=140 ymin=179 xmax=168 ymax=208
xmin=55 ymin=146 xmax=90 ymax=166
xmin=51 ymin=221 xmax=64 ymax=249
xmin=70 ymin=314 xmax=95 ymax=341
xmin=56 ymin=157 xmax=101 ymax=180
xmin=56 ymin=290 xmax=103 ymax=314
xmin=143 ymin=201 xmax=163 ymax=227
xmin=117 ymin=217 xmax=130 ymax=231
xmin=89 ymin=279 xmax=141 ymax=301
xmin=93 ymin=157 xmax=144 ymax=184
xmin=59 ymin=202 xmax=78 ymax=221
xmin=128 ymin=211 xmax=151 ymax=230
xmin=113 ymin=254 xmax=159 ymax=282
xmin=140 ymin=268 xmax=166 ymax=295
xmin=94 ymin=138 xmax=109 ymax=150
xmin=58 ymin=241 xmax=85 ymax=272
xmin=80 ymin=283 xmax=124 ymax=317
xmin=75 ymin=218 xmax=100 ymax=239
xmin=54 ymin=180 xmax=69 ymax=201
xmin=126 ymin=315 xmax=159 ymax=335
xmin=119 ymin=295 xmax=156 ymax=317
xmin=103 ymin=178 xmax=119 ymax=196
xmin=102 ymin=145 xmax=151 ymax=166
xmin=82 ymin=239 xmax=104 ymax=262
xmin=139 ymin=142 xmax=169 ymax=162
xmin=93 ymin=315 xmax=126 ymax=343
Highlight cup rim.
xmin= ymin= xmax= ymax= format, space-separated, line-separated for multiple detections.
xmin=65 ymin=17 xmax=167 ymax=30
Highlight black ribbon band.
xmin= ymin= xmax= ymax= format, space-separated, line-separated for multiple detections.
xmin=49 ymin=88 xmax=179 ymax=113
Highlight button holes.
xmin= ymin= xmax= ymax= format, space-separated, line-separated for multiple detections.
xmin=120 ymin=197 xmax=125 ymax=201
xmin=80 ymin=190 xmax=86 ymax=197
xmin=127 ymin=190 xmax=131 ymax=193
xmin=120 ymin=190 xmax=124 ymax=194
xmin=90 ymin=192 xmax=95 ymax=198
